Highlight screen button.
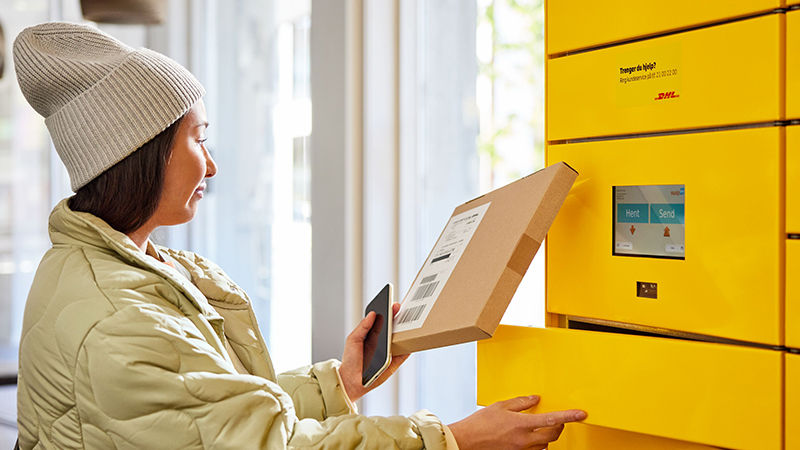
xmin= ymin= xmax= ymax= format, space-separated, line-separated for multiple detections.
xmin=617 ymin=203 xmax=649 ymax=223
xmin=650 ymin=203 xmax=684 ymax=224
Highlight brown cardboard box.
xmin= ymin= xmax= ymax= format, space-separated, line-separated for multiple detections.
xmin=391 ymin=161 xmax=578 ymax=354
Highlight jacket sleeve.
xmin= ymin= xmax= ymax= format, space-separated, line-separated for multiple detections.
xmin=277 ymin=359 xmax=356 ymax=421
xmin=73 ymin=301 xmax=451 ymax=450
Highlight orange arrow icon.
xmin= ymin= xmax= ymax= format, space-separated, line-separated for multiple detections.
xmin=664 ymin=226 xmax=670 ymax=237
xmin=630 ymin=225 xmax=636 ymax=235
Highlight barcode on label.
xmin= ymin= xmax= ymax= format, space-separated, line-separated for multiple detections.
xmin=420 ymin=274 xmax=437 ymax=285
xmin=412 ymin=281 xmax=439 ymax=301
xmin=397 ymin=305 xmax=426 ymax=324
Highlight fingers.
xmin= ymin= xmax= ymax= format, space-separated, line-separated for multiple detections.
xmin=497 ymin=395 xmax=541 ymax=412
xmin=347 ymin=311 xmax=376 ymax=343
xmin=392 ymin=302 xmax=401 ymax=317
xmin=371 ymin=353 xmax=410 ymax=388
xmin=525 ymin=409 xmax=587 ymax=428
xmin=529 ymin=424 xmax=564 ymax=446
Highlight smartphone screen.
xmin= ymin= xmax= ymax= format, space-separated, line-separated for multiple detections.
xmin=362 ymin=283 xmax=392 ymax=386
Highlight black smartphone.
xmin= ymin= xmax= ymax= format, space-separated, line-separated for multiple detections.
xmin=362 ymin=283 xmax=393 ymax=387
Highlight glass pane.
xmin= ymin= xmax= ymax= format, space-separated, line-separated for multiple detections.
xmin=398 ymin=0 xmax=480 ymax=425
xmin=477 ymin=0 xmax=546 ymax=328
xmin=397 ymin=0 xmax=547 ymax=424
xmin=205 ymin=0 xmax=312 ymax=374
xmin=0 ymin=0 xmax=52 ymax=378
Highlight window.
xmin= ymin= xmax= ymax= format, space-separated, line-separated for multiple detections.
xmin=0 ymin=1 xmax=315 ymax=446
xmin=393 ymin=0 xmax=481 ymax=424
xmin=0 ymin=0 xmax=57 ymax=382
xmin=389 ymin=0 xmax=546 ymax=423
xmin=196 ymin=0 xmax=313 ymax=374
xmin=0 ymin=2 xmax=69 ymax=447
xmin=0 ymin=0 xmax=314 ymax=383
xmin=478 ymin=0 xmax=546 ymax=328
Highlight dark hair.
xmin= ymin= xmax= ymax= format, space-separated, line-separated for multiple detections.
xmin=69 ymin=116 xmax=184 ymax=234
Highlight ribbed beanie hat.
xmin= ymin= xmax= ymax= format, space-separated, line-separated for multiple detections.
xmin=13 ymin=22 xmax=205 ymax=191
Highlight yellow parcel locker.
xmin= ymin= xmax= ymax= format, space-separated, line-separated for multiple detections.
xmin=546 ymin=127 xmax=782 ymax=345
xmin=789 ymin=126 xmax=800 ymax=234
xmin=477 ymin=326 xmax=783 ymax=449
xmin=788 ymin=10 xmax=800 ymax=119
xmin=547 ymin=0 xmax=781 ymax=55
xmin=788 ymin=352 xmax=800 ymax=450
xmin=550 ymin=424 xmax=719 ymax=450
xmin=547 ymin=15 xmax=783 ymax=141
xmin=788 ymin=240 xmax=800 ymax=348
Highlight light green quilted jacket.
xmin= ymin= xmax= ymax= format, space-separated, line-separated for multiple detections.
xmin=16 ymin=200 xmax=449 ymax=449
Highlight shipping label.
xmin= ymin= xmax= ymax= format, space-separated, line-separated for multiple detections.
xmin=393 ymin=202 xmax=491 ymax=333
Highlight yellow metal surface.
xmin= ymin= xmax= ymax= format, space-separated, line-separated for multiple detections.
xmin=550 ymin=423 xmax=719 ymax=450
xmin=788 ymin=241 xmax=800 ymax=348
xmin=476 ymin=325 xmax=783 ymax=449
xmin=546 ymin=0 xmax=780 ymax=55
xmin=547 ymin=15 xmax=783 ymax=141
xmin=789 ymin=126 xmax=800 ymax=234
xmin=788 ymin=10 xmax=800 ymax=119
xmin=788 ymin=353 xmax=800 ymax=450
xmin=546 ymin=127 xmax=782 ymax=345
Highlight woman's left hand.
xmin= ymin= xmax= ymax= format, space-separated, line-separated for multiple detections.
xmin=339 ymin=303 xmax=410 ymax=402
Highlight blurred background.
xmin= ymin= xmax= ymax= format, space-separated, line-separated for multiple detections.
xmin=0 ymin=0 xmax=545 ymax=444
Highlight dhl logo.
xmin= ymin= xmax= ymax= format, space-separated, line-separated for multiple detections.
xmin=654 ymin=91 xmax=680 ymax=100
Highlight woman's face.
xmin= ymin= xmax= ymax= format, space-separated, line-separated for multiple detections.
xmin=153 ymin=100 xmax=216 ymax=226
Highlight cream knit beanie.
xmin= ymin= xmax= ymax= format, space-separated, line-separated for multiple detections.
xmin=13 ymin=22 xmax=205 ymax=191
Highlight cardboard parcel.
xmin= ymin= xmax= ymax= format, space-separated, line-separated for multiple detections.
xmin=391 ymin=161 xmax=578 ymax=354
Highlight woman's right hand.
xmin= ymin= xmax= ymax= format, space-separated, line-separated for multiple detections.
xmin=447 ymin=395 xmax=586 ymax=450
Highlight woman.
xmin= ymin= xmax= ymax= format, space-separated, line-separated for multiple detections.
xmin=13 ymin=22 xmax=586 ymax=449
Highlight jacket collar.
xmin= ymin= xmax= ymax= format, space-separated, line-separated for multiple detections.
xmin=48 ymin=199 xmax=225 ymax=322
xmin=159 ymin=247 xmax=252 ymax=308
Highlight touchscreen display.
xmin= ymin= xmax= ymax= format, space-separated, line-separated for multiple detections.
xmin=614 ymin=184 xmax=685 ymax=259
xmin=362 ymin=284 xmax=391 ymax=385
